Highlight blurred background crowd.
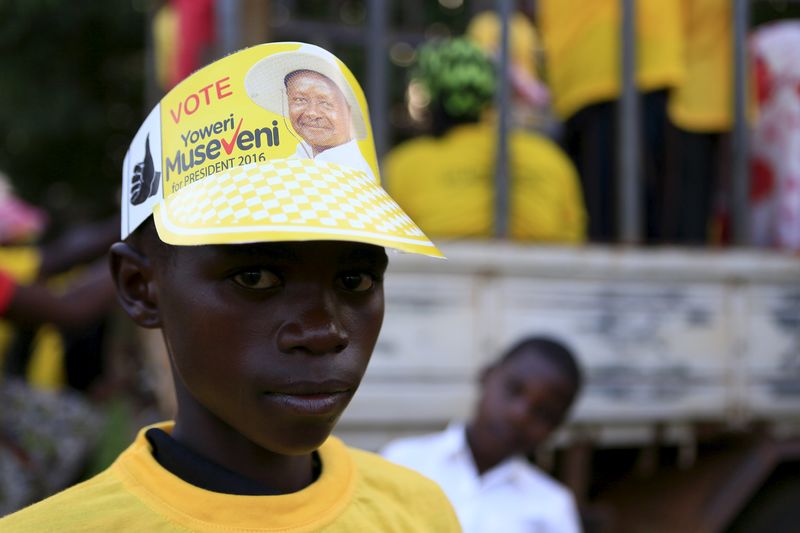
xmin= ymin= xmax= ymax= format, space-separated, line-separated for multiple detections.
xmin=3 ymin=0 xmax=800 ymax=251
xmin=1 ymin=1 xmax=800 ymax=531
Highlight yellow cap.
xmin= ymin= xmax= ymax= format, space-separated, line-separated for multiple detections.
xmin=121 ymin=42 xmax=442 ymax=258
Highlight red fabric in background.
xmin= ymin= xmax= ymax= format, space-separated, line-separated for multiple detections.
xmin=172 ymin=0 xmax=216 ymax=87
xmin=0 ymin=270 xmax=17 ymax=316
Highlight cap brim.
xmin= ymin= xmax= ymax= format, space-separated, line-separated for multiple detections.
xmin=152 ymin=158 xmax=443 ymax=258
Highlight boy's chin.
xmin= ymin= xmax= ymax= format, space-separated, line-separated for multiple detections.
xmin=258 ymin=417 xmax=342 ymax=456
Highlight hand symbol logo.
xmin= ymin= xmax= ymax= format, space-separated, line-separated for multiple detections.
xmin=130 ymin=134 xmax=161 ymax=205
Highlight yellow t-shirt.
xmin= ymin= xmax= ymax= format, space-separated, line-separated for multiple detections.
xmin=538 ymin=0 xmax=685 ymax=119
xmin=667 ymin=0 xmax=733 ymax=132
xmin=0 ymin=422 xmax=462 ymax=532
xmin=386 ymin=123 xmax=586 ymax=243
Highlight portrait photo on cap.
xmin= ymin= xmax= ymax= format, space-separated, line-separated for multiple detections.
xmin=119 ymin=42 xmax=441 ymax=257
xmin=244 ymin=44 xmax=375 ymax=181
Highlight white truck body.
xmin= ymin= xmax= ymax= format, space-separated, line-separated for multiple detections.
xmin=337 ymin=242 xmax=800 ymax=452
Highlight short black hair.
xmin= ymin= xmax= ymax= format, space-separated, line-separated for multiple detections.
xmin=125 ymin=215 xmax=173 ymax=264
xmin=496 ymin=336 xmax=583 ymax=395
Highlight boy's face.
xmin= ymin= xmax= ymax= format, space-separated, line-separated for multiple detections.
xmin=144 ymin=239 xmax=387 ymax=456
xmin=471 ymin=351 xmax=576 ymax=458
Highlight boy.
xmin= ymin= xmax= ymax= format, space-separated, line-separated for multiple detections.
xmin=0 ymin=42 xmax=459 ymax=531
xmin=382 ymin=337 xmax=584 ymax=533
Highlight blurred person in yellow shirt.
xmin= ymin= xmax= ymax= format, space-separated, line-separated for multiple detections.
xmin=537 ymin=0 xmax=684 ymax=242
xmin=0 ymin=172 xmax=119 ymax=389
xmin=466 ymin=9 xmax=551 ymax=130
xmin=0 ymin=175 xmax=115 ymax=515
xmin=385 ymin=37 xmax=586 ymax=244
xmin=666 ymin=0 xmax=733 ymax=244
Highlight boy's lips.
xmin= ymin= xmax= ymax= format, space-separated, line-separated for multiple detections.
xmin=263 ymin=391 xmax=352 ymax=416
xmin=267 ymin=378 xmax=353 ymax=395
xmin=262 ymin=379 xmax=355 ymax=416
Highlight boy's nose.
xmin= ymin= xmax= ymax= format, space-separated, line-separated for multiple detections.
xmin=276 ymin=293 xmax=350 ymax=356
xmin=507 ymin=397 xmax=531 ymax=426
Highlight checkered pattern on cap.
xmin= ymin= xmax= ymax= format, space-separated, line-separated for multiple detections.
xmin=154 ymin=158 xmax=441 ymax=255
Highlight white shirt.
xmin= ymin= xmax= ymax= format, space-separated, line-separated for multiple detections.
xmin=381 ymin=423 xmax=582 ymax=533
xmin=292 ymin=139 xmax=377 ymax=183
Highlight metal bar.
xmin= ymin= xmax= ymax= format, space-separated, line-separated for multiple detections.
xmin=216 ymin=0 xmax=242 ymax=56
xmin=367 ymin=0 xmax=389 ymax=161
xmin=494 ymin=0 xmax=512 ymax=238
xmin=732 ymin=0 xmax=750 ymax=245
xmin=618 ymin=0 xmax=641 ymax=243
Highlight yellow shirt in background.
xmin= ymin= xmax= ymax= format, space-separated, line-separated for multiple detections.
xmin=538 ymin=0 xmax=685 ymax=119
xmin=0 ymin=246 xmax=41 ymax=283
xmin=0 ymin=247 xmax=41 ymax=371
xmin=0 ymin=423 xmax=462 ymax=532
xmin=467 ymin=10 xmax=540 ymax=78
xmin=0 ymin=246 xmax=65 ymax=389
xmin=668 ymin=0 xmax=733 ymax=132
xmin=386 ymin=123 xmax=586 ymax=243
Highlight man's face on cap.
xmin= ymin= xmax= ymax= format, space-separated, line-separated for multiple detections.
xmin=286 ymin=71 xmax=352 ymax=155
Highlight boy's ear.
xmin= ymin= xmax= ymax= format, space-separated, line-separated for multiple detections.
xmin=109 ymin=242 xmax=161 ymax=328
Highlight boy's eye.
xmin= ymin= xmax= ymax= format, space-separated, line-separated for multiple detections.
xmin=232 ymin=269 xmax=281 ymax=290
xmin=337 ymin=273 xmax=375 ymax=292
